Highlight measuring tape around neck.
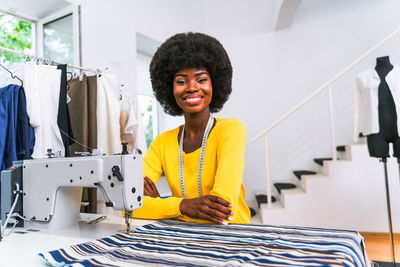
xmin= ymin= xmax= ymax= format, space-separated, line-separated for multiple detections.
xmin=179 ymin=116 xmax=214 ymax=198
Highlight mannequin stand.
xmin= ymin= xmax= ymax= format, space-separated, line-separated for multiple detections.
xmin=372 ymin=158 xmax=398 ymax=267
xmin=398 ymin=158 xmax=400 ymax=184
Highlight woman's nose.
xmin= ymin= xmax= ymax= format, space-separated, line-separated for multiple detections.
xmin=187 ymin=80 xmax=199 ymax=92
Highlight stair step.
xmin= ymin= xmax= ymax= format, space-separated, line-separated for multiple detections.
xmin=314 ymin=158 xmax=332 ymax=166
xmin=274 ymin=183 xmax=296 ymax=194
xmin=249 ymin=207 xmax=257 ymax=217
xmin=255 ymin=194 xmax=276 ymax=208
xmin=293 ymin=170 xmax=317 ymax=180
xmin=336 ymin=145 xmax=346 ymax=152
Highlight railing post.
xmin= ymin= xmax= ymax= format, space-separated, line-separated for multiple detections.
xmin=264 ymin=135 xmax=272 ymax=208
xmin=328 ymin=87 xmax=337 ymax=161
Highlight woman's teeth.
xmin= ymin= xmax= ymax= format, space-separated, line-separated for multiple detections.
xmin=185 ymin=97 xmax=201 ymax=104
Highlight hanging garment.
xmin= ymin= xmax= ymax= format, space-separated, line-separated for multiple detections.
xmin=120 ymin=93 xmax=147 ymax=154
xmin=68 ymin=74 xmax=98 ymax=214
xmin=97 ymin=74 xmax=121 ymax=155
xmin=23 ymin=62 xmax=64 ymax=158
xmin=0 ymin=84 xmax=34 ymax=174
xmin=355 ymin=65 xmax=400 ymax=137
xmin=57 ymin=64 xmax=74 ymax=157
xmin=68 ymin=75 xmax=98 ymax=155
xmin=39 ymin=220 xmax=369 ymax=267
xmin=0 ymin=63 xmax=24 ymax=88
xmin=96 ymin=74 xmax=123 ymax=215
xmin=16 ymin=86 xmax=35 ymax=160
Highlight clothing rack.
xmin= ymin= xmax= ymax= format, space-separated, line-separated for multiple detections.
xmin=0 ymin=46 xmax=100 ymax=74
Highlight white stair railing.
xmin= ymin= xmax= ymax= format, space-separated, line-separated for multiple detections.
xmin=328 ymin=87 xmax=337 ymax=163
xmin=251 ymin=25 xmax=400 ymax=207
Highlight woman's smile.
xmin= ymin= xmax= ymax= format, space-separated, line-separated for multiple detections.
xmin=184 ymin=95 xmax=203 ymax=104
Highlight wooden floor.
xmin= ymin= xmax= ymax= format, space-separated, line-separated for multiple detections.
xmin=362 ymin=233 xmax=400 ymax=264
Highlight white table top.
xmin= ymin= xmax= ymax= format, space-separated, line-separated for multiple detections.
xmin=0 ymin=213 xmax=154 ymax=267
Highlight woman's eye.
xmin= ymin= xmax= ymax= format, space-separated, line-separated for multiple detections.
xmin=176 ymin=80 xmax=186 ymax=85
xmin=198 ymin=78 xmax=207 ymax=83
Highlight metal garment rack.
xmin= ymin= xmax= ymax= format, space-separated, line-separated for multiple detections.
xmin=0 ymin=46 xmax=98 ymax=74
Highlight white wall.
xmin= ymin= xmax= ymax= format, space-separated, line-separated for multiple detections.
xmin=200 ymin=0 xmax=400 ymax=200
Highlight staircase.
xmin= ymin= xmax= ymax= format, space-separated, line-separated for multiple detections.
xmin=253 ymin=143 xmax=400 ymax=232
xmin=254 ymin=145 xmax=348 ymax=211
xmin=250 ymin=26 xmax=400 ymax=230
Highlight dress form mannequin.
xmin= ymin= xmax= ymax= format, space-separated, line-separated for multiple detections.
xmin=366 ymin=56 xmax=399 ymax=267
xmin=367 ymin=56 xmax=400 ymax=159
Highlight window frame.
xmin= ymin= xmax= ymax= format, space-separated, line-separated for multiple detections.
xmin=36 ymin=5 xmax=80 ymax=66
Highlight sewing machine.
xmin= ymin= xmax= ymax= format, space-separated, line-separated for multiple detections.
xmin=1 ymin=150 xmax=143 ymax=235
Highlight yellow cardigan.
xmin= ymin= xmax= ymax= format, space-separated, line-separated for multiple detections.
xmin=133 ymin=118 xmax=250 ymax=224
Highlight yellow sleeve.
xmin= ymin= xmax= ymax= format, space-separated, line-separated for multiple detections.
xmin=209 ymin=120 xmax=246 ymax=214
xmin=141 ymin=134 xmax=163 ymax=184
xmin=132 ymin=196 xmax=183 ymax=219
xmin=132 ymin=134 xmax=183 ymax=219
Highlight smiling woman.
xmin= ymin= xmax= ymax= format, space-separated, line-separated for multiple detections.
xmin=132 ymin=32 xmax=251 ymax=224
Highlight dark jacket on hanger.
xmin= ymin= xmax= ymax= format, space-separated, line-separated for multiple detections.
xmin=0 ymin=84 xmax=35 ymax=174
xmin=57 ymin=64 xmax=74 ymax=156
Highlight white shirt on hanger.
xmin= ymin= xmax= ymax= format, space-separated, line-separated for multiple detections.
xmin=23 ymin=62 xmax=65 ymax=158
xmin=355 ymin=65 xmax=400 ymax=141
xmin=121 ymin=93 xmax=147 ymax=155
xmin=96 ymin=73 xmax=121 ymax=155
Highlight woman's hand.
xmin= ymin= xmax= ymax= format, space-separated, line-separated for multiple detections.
xmin=179 ymin=195 xmax=234 ymax=224
xmin=143 ymin=176 xmax=160 ymax=198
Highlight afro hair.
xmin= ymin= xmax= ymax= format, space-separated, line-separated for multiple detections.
xmin=149 ymin=32 xmax=233 ymax=116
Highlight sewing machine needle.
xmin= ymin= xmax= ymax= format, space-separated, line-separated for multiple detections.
xmin=125 ymin=211 xmax=132 ymax=234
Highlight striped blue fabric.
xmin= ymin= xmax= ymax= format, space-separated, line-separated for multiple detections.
xmin=39 ymin=220 xmax=369 ymax=267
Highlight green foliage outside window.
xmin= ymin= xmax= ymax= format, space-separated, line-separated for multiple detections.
xmin=138 ymin=95 xmax=158 ymax=148
xmin=0 ymin=12 xmax=32 ymax=64
xmin=145 ymin=104 xmax=154 ymax=148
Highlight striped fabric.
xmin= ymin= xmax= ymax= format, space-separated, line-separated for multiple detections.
xmin=39 ymin=220 xmax=369 ymax=267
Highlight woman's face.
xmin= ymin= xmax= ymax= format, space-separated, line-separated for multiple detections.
xmin=173 ymin=67 xmax=212 ymax=115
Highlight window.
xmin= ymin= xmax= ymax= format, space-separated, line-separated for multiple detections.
xmin=0 ymin=5 xmax=79 ymax=67
xmin=43 ymin=14 xmax=74 ymax=66
xmin=37 ymin=6 xmax=80 ymax=67
xmin=0 ymin=11 xmax=33 ymax=63
xmin=136 ymin=52 xmax=158 ymax=148
xmin=137 ymin=95 xmax=158 ymax=148
xmin=136 ymin=33 xmax=162 ymax=147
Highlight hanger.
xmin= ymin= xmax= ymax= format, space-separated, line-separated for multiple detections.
xmin=35 ymin=57 xmax=43 ymax=65
xmin=96 ymin=67 xmax=109 ymax=77
xmin=0 ymin=62 xmax=23 ymax=87
xmin=66 ymin=71 xmax=73 ymax=80
xmin=119 ymin=84 xmax=124 ymax=100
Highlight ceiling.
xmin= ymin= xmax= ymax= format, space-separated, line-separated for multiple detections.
xmin=0 ymin=0 xmax=71 ymax=21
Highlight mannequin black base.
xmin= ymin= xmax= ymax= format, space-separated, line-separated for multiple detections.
xmin=372 ymin=261 xmax=400 ymax=267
